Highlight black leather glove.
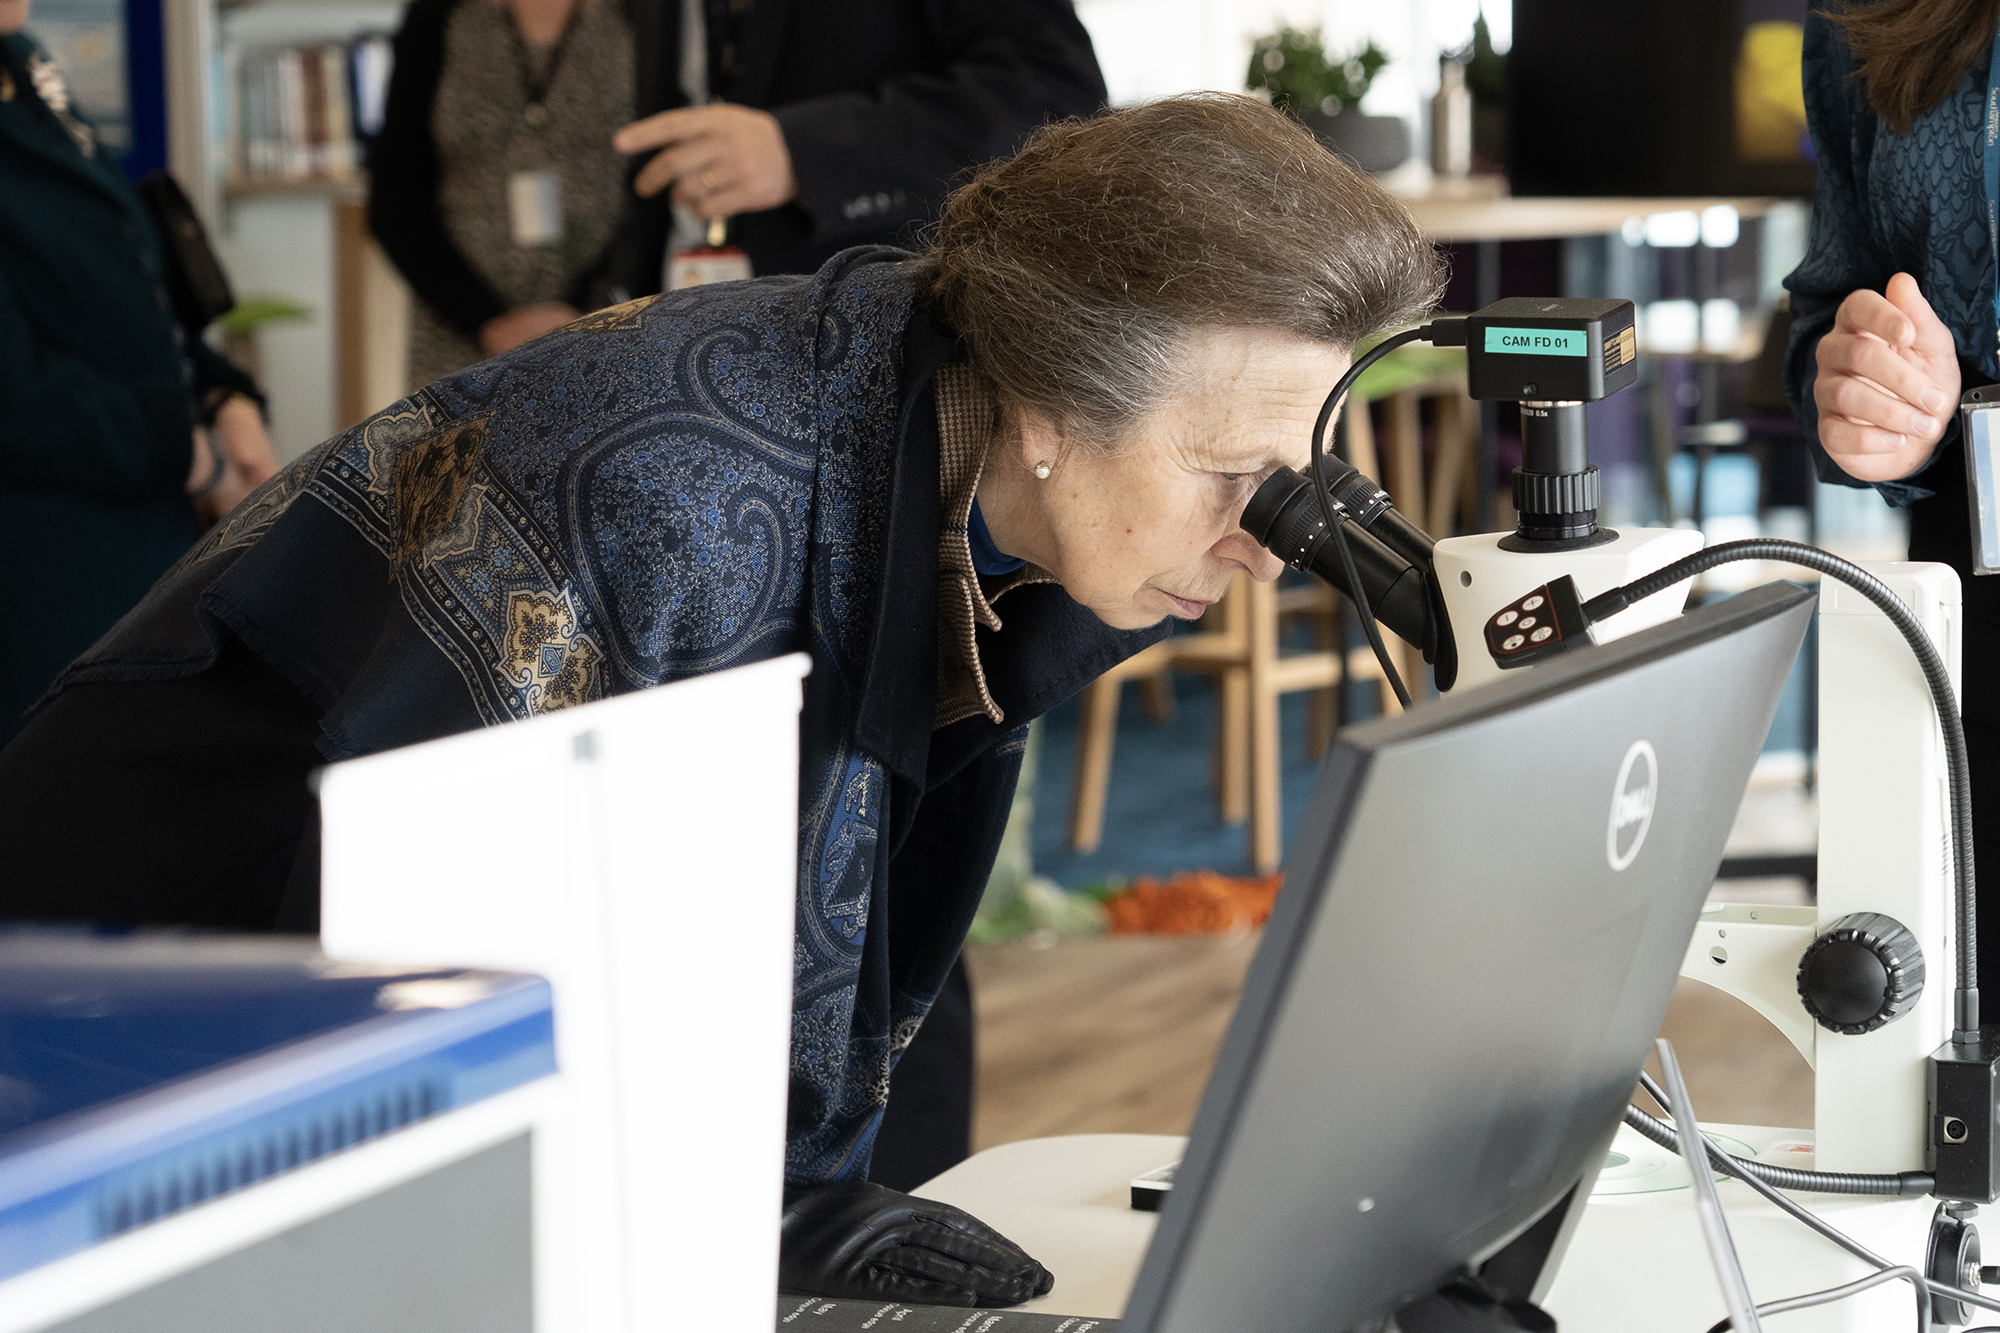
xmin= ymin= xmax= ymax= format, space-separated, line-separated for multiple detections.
xmin=778 ymin=1180 xmax=1055 ymax=1308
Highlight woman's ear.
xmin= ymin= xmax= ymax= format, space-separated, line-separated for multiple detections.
xmin=1011 ymin=405 xmax=1070 ymax=477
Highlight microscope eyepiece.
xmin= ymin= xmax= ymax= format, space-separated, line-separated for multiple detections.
xmin=1241 ymin=467 xmax=1434 ymax=657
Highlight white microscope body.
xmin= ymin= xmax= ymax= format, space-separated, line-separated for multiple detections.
xmin=1432 ymin=527 xmax=1706 ymax=692
xmin=1435 ymin=539 xmax=1965 ymax=1331
xmin=1246 ymin=294 xmax=1978 ymax=1326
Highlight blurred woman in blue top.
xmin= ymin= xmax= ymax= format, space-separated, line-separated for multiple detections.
xmin=1786 ymin=0 xmax=2000 ymax=992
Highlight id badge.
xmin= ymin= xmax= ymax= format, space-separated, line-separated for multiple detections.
xmin=508 ymin=170 xmax=564 ymax=247
xmin=1962 ymin=385 xmax=2000 ymax=574
xmin=669 ymin=247 xmax=753 ymax=289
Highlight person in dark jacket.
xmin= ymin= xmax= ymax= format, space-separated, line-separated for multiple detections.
xmin=1784 ymin=0 xmax=2000 ymax=996
xmin=0 ymin=2 xmax=274 ymax=740
xmin=0 ymin=95 xmax=1441 ymax=1304
xmin=607 ymin=0 xmax=1108 ymax=288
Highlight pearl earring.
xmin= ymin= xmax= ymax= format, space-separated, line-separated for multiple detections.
xmin=1033 ymin=462 xmax=1052 ymax=480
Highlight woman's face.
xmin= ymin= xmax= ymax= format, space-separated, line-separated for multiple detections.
xmin=0 ymin=0 xmax=29 ymax=36
xmin=988 ymin=328 xmax=1350 ymax=631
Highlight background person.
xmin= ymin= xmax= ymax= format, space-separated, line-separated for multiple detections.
xmin=0 ymin=0 xmax=273 ymax=741
xmin=369 ymin=0 xmax=635 ymax=389
xmin=0 ymin=95 xmax=1441 ymax=1301
xmin=1785 ymin=0 xmax=2000 ymax=993
xmin=606 ymin=0 xmax=1108 ymax=287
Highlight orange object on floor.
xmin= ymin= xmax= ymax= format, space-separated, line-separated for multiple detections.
xmin=1102 ymin=870 xmax=1284 ymax=935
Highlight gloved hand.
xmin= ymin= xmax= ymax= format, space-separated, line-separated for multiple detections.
xmin=778 ymin=1180 xmax=1055 ymax=1308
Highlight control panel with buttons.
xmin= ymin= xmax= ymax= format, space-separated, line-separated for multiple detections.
xmin=1483 ymin=575 xmax=1593 ymax=669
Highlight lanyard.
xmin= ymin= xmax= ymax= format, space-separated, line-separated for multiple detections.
xmin=1987 ymin=21 xmax=2000 ymax=357
xmin=512 ymin=5 xmax=581 ymax=128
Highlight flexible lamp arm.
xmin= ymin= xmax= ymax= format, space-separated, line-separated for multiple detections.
xmin=1499 ymin=542 xmax=1978 ymax=1040
xmin=1587 ymin=542 xmax=1978 ymax=1039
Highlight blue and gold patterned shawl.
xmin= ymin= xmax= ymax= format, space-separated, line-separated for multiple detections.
xmin=58 ymin=246 xmax=1162 ymax=1180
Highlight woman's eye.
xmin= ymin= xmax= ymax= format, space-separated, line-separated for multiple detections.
xmin=1217 ymin=472 xmax=1248 ymax=484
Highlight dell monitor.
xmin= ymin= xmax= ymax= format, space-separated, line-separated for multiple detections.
xmin=1121 ymin=580 xmax=1815 ymax=1333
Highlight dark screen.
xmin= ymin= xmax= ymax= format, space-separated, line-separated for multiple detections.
xmin=1508 ymin=0 xmax=1815 ymax=198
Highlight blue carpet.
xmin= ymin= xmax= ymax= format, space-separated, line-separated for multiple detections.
xmin=1027 ymin=612 xmax=1814 ymax=890
xmin=1029 ymin=674 xmax=1333 ymax=889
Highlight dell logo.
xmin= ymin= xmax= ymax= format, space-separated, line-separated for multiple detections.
xmin=1607 ymin=739 xmax=1657 ymax=872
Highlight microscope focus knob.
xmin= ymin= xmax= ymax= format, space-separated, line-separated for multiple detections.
xmin=1797 ymin=912 xmax=1926 ymax=1035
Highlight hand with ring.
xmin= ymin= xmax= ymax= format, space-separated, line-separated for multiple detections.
xmin=613 ymin=103 xmax=798 ymax=222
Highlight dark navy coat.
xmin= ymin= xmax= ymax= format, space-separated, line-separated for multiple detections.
xmin=56 ymin=247 xmax=1162 ymax=1181
xmin=0 ymin=32 xmax=253 ymax=735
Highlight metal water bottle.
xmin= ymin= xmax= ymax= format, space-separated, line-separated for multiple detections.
xmin=1431 ymin=57 xmax=1472 ymax=178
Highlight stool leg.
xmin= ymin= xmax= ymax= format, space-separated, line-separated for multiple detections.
xmin=1067 ymin=674 xmax=1122 ymax=853
xmin=1383 ymin=390 xmax=1426 ymax=527
xmin=1399 ymin=630 xmax=1426 ymax=701
xmin=1430 ymin=392 xmax=1472 ymax=538
xmin=1306 ymin=608 xmax=1335 ymax=760
xmin=1343 ymin=395 xmax=1380 ymax=480
xmin=1352 ymin=643 xmax=1405 ymax=720
xmin=1141 ymin=670 xmax=1176 ymax=724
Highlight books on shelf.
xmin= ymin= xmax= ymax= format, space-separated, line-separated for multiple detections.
xmin=223 ymin=36 xmax=392 ymax=186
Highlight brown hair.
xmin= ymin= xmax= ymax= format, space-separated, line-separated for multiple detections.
xmin=1830 ymin=0 xmax=2000 ymax=135
xmin=925 ymin=93 xmax=1445 ymax=445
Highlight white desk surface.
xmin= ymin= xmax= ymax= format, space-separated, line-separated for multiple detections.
xmin=919 ymin=1126 xmax=1938 ymax=1333
xmin=913 ymin=1134 xmax=1182 ymax=1320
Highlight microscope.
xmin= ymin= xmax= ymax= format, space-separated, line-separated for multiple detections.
xmin=1242 ymin=298 xmax=1992 ymax=1331
xmin=1243 ymin=299 xmax=1708 ymax=700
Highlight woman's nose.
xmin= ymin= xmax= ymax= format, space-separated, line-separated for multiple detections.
xmin=1217 ymin=530 xmax=1287 ymax=582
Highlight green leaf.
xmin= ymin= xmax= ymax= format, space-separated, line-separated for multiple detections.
xmin=215 ymin=295 xmax=312 ymax=336
xmin=1245 ymin=27 xmax=1390 ymax=116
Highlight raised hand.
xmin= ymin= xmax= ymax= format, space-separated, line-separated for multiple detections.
xmin=612 ymin=103 xmax=798 ymax=223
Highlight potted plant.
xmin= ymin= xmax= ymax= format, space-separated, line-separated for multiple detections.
xmin=1246 ymin=27 xmax=1407 ymax=173
xmin=1462 ymin=9 xmax=1507 ymax=172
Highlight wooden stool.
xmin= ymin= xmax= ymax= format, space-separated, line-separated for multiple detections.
xmin=1066 ymin=574 xmax=1346 ymax=874
xmin=1067 ymin=593 xmax=1249 ymax=855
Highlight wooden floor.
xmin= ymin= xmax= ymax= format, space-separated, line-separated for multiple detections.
xmin=967 ymin=931 xmax=1263 ymax=1150
xmin=966 ymin=932 xmax=1813 ymax=1152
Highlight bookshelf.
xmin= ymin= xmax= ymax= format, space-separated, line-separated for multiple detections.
xmin=157 ymin=0 xmax=407 ymax=462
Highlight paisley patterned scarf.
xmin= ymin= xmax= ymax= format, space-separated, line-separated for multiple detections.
xmin=57 ymin=246 xmax=1162 ymax=1180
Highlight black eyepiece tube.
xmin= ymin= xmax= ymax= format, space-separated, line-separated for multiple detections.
xmin=1242 ymin=466 xmax=1434 ymax=654
xmin=1365 ymin=506 xmax=1436 ymax=571
xmin=1305 ymin=459 xmax=1436 ymax=571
